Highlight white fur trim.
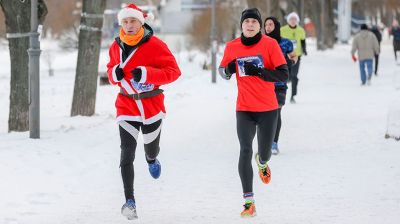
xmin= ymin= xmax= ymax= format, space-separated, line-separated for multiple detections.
xmin=118 ymin=8 xmax=145 ymax=25
xmin=116 ymin=112 xmax=165 ymax=125
xmin=286 ymin=12 xmax=300 ymax=24
xmin=117 ymin=115 xmax=142 ymax=123
xmin=138 ymin=66 xmax=147 ymax=83
xmin=121 ymin=79 xmax=136 ymax=94
xmin=145 ymin=12 xmax=154 ymax=22
xmin=118 ymin=120 xmax=140 ymax=140
xmin=120 ymin=48 xmax=138 ymax=69
xmin=143 ymin=122 xmax=162 ymax=144
xmin=143 ymin=112 xmax=165 ymax=125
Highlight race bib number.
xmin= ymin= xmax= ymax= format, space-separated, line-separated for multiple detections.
xmin=237 ymin=55 xmax=264 ymax=77
xmin=291 ymin=40 xmax=298 ymax=49
xmin=131 ymin=79 xmax=154 ymax=93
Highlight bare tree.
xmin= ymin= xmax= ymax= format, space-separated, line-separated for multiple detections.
xmin=0 ymin=0 xmax=47 ymax=132
xmin=42 ymin=0 xmax=80 ymax=38
xmin=307 ymin=0 xmax=334 ymax=50
xmin=324 ymin=0 xmax=335 ymax=48
xmin=71 ymin=0 xmax=106 ymax=116
xmin=0 ymin=8 xmax=5 ymax=38
xmin=246 ymin=0 xmax=283 ymax=22
xmin=188 ymin=2 xmax=244 ymax=52
xmin=247 ymin=0 xmax=268 ymax=16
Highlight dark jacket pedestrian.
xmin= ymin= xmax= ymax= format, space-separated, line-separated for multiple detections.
xmin=390 ymin=20 xmax=400 ymax=61
xmin=370 ymin=25 xmax=382 ymax=75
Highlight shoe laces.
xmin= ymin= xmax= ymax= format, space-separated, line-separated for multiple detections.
xmin=261 ymin=166 xmax=270 ymax=177
xmin=126 ymin=199 xmax=136 ymax=208
xmin=149 ymin=159 xmax=159 ymax=168
xmin=243 ymin=202 xmax=253 ymax=210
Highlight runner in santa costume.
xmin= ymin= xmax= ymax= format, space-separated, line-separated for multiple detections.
xmin=219 ymin=8 xmax=288 ymax=218
xmin=107 ymin=3 xmax=181 ymax=220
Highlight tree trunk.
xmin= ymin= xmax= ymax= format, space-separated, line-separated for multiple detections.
xmin=246 ymin=0 xmax=282 ymax=24
xmin=246 ymin=0 xmax=268 ymax=17
xmin=271 ymin=0 xmax=284 ymax=24
xmin=313 ymin=0 xmax=325 ymax=50
xmin=379 ymin=5 xmax=391 ymax=26
xmin=286 ymin=0 xmax=296 ymax=13
xmin=0 ymin=0 xmax=47 ymax=132
xmin=324 ymin=0 xmax=335 ymax=48
xmin=71 ymin=0 xmax=106 ymax=116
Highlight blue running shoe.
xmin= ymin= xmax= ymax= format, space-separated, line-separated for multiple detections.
xmin=121 ymin=199 xmax=138 ymax=220
xmin=148 ymin=159 xmax=161 ymax=179
xmin=271 ymin=142 xmax=279 ymax=155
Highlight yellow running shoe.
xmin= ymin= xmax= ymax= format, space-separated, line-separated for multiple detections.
xmin=255 ymin=153 xmax=271 ymax=184
xmin=240 ymin=200 xmax=256 ymax=218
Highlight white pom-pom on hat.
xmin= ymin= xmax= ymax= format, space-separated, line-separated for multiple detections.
xmin=118 ymin=4 xmax=153 ymax=25
xmin=145 ymin=11 xmax=154 ymax=22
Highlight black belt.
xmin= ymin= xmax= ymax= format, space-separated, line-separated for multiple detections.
xmin=120 ymin=88 xmax=164 ymax=100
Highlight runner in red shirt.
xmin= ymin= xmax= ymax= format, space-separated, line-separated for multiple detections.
xmin=219 ymin=8 xmax=288 ymax=218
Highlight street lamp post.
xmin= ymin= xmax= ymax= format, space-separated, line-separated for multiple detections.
xmin=28 ymin=0 xmax=41 ymax=139
xmin=211 ymin=0 xmax=217 ymax=83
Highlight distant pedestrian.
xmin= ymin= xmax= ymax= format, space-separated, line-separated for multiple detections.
xmin=390 ymin=20 xmax=400 ymax=62
xmin=351 ymin=24 xmax=380 ymax=85
xmin=370 ymin=25 xmax=382 ymax=75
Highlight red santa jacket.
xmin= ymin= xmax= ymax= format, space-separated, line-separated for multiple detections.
xmin=107 ymin=25 xmax=181 ymax=124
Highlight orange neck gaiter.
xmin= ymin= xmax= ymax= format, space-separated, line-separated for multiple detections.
xmin=119 ymin=27 xmax=145 ymax=46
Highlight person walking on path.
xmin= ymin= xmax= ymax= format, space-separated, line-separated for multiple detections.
xmin=264 ymin=16 xmax=297 ymax=155
xmin=390 ymin=20 xmax=400 ymax=63
xmin=351 ymin=24 xmax=380 ymax=85
xmin=370 ymin=25 xmax=382 ymax=75
xmin=107 ymin=4 xmax=181 ymax=220
xmin=219 ymin=8 xmax=288 ymax=218
xmin=280 ymin=12 xmax=307 ymax=103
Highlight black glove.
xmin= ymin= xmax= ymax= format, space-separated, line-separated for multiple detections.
xmin=131 ymin=68 xmax=142 ymax=82
xmin=243 ymin=61 xmax=261 ymax=76
xmin=115 ymin=65 xmax=124 ymax=81
xmin=244 ymin=62 xmax=289 ymax=82
xmin=225 ymin=59 xmax=237 ymax=75
xmin=301 ymin=39 xmax=307 ymax=56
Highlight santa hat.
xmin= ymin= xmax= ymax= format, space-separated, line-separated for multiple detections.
xmin=286 ymin=12 xmax=300 ymax=24
xmin=117 ymin=4 xmax=153 ymax=25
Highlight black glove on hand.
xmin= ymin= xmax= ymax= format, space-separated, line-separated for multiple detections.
xmin=131 ymin=68 xmax=142 ymax=82
xmin=301 ymin=39 xmax=307 ymax=56
xmin=243 ymin=61 xmax=261 ymax=76
xmin=225 ymin=59 xmax=237 ymax=75
xmin=115 ymin=65 xmax=124 ymax=81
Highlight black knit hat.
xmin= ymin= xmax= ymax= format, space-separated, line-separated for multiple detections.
xmin=360 ymin=24 xmax=368 ymax=30
xmin=240 ymin=8 xmax=262 ymax=27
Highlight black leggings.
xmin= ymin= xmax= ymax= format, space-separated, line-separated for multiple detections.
xmin=236 ymin=110 xmax=278 ymax=193
xmin=274 ymin=108 xmax=282 ymax=143
xmin=119 ymin=119 xmax=162 ymax=200
xmin=290 ymin=57 xmax=301 ymax=97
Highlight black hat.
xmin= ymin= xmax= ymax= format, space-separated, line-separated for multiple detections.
xmin=240 ymin=8 xmax=262 ymax=27
xmin=360 ymin=24 xmax=368 ymax=30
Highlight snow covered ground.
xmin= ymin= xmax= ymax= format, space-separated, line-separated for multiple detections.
xmin=0 ymin=39 xmax=399 ymax=224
